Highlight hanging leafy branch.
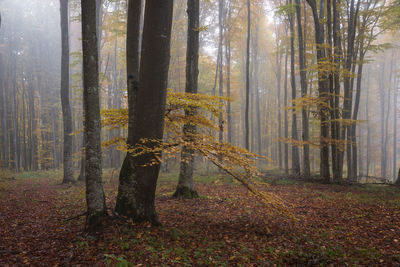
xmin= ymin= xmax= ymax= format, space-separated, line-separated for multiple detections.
xmin=101 ymin=90 xmax=294 ymax=218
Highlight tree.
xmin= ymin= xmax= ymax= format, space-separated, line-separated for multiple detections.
xmin=173 ymin=0 xmax=200 ymax=199
xmin=115 ymin=0 xmax=142 ymax=214
xmin=295 ymin=0 xmax=310 ymax=177
xmin=306 ymin=0 xmax=330 ymax=182
xmin=289 ymin=0 xmax=300 ymax=175
xmin=81 ymin=0 xmax=107 ymax=231
xmin=115 ymin=0 xmax=174 ymax=225
xmin=60 ymin=0 xmax=74 ymax=183
xmin=245 ymin=0 xmax=250 ymax=150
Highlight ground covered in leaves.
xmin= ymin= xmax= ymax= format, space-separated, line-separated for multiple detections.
xmin=0 ymin=171 xmax=400 ymax=266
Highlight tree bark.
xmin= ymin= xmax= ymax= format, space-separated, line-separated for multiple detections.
xmin=81 ymin=0 xmax=107 ymax=232
xmin=244 ymin=0 xmax=250 ymax=151
xmin=174 ymin=0 xmax=200 ymax=199
xmin=60 ymin=0 xmax=74 ymax=183
xmin=115 ymin=0 xmax=174 ymax=224
xmin=295 ymin=0 xmax=310 ymax=177
xmin=289 ymin=0 xmax=300 ymax=175
xmin=115 ymin=0 xmax=142 ymax=207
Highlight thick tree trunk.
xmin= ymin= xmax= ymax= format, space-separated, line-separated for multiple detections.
xmin=81 ymin=0 xmax=107 ymax=232
xmin=174 ymin=0 xmax=200 ymax=199
xmin=60 ymin=0 xmax=74 ymax=183
xmin=115 ymin=0 xmax=173 ymax=224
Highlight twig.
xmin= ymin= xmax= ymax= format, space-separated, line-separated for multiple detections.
xmin=64 ymin=212 xmax=87 ymax=222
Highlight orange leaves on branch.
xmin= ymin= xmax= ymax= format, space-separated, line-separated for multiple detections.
xmin=101 ymin=90 xmax=293 ymax=218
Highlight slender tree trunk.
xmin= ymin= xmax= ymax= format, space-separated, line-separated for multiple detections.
xmin=393 ymin=74 xmax=398 ymax=182
xmin=81 ymin=0 xmax=107 ymax=232
xmin=116 ymin=0 xmax=142 ymax=213
xmin=306 ymin=0 xmax=330 ymax=182
xmin=244 ymin=0 xmax=250 ymax=150
xmin=295 ymin=0 xmax=310 ymax=176
xmin=276 ymin=46 xmax=283 ymax=169
xmin=60 ymin=0 xmax=74 ymax=183
xmin=366 ymin=70 xmax=370 ymax=177
xmin=115 ymin=0 xmax=174 ymax=225
xmin=289 ymin=0 xmax=300 ymax=175
xmin=225 ymin=5 xmax=232 ymax=144
xmin=174 ymin=0 xmax=200 ymax=199
xmin=284 ymin=50 xmax=289 ymax=175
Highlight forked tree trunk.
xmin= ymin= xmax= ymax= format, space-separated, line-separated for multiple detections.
xmin=174 ymin=0 xmax=200 ymax=199
xmin=60 ymin=0 xmax=74 ymax=183
xmin=81 ymin=0 xmax=107 ymax=232
xmin=115 ymin=0 xmax=174 ymax=224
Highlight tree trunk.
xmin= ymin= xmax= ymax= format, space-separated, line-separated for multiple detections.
xmin=306 ymin=0 xmax=330 ymax=182
xmin=225 ymin=5 xmax=232 ymax=144
xmin=284 ymin=50 xmax=289 ymax=175
xmin=115 ymin=0 xmax=174 ymax=225
xmin=115 ymin=0 xmax=142 ymax=206
xmin=174 ymin=0 xmax=200 ymax=199
xmin=244 ymin=0 xmax=250 ymax=151
xmin=60 ymin=0 xmax=74 ymax=183
xmin=81 ymin=0 xmax=107 ymax=232
xmin=393 ymin=73 xmax=398 ymax=182
xmin=289 ymin=0 xmax=300 ymax=175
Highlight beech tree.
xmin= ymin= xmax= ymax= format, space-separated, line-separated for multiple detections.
xmin=60 ymin=0 xmax=74 ymax=183
xmin=81 ymin=0 xmax=107 ymax=231
xmin=115 ymin=0 xmax=174 ymax=224
xmin=115 ymin=0 xmax=142 ymax=216
xmin=174 ymin=0 xmax=200 ymax=199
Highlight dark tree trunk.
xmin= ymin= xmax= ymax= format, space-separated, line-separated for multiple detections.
xmin=174 ymin=0 xmax=200 ymax=199
xmin=115 ymin=0 xmax=174 ymax=225
xmin=332 ymin=0 xmax=343 ymax=182
xmin=284 ymin=51 xmax=289 ymax=175
xmin=306 ymin=0 xmax=330 ymax=182
xmin=289 ymin=0 xmax=300 ymax=175
xmin=60 ymin=0 xmax=74 ymax=183
xmin=115 ymin=0 xmax=141 ymax=205
xmin=81 ymin=0 xmax=107 ymax=232
xmin=276 ymin=41 xmax=283 ymax=169
xmin=296 ymin=0 xmax=310 ymax=177
xmin=393 ymin=73 xmax=398 ymax=181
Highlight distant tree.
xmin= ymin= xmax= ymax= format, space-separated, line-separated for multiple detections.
xmin=115 ymin=0 xmax=174 ymax=225
xmin=60 ymin=0 xmax=74 ymax=183
xmin=245 ymin=0 xmax=250 ymax=150
xmin=81 ymin=0 xmax=107 ymax=231
xmin=173 ymin=0 xmax=200 ymax=199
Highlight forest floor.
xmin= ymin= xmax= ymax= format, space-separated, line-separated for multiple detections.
xmin=0 ymin=171 xmax=400 ymax=266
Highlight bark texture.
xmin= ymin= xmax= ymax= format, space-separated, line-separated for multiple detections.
xmin=60 ymin=0 xmax=74 ymax=183
xmin=115 ymin=0 xmax=174 ymax=224
xmin=81 ymin=0 xmax=107 ymax=232
xmin=174 ymin=0 xmax=200 ymax=199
